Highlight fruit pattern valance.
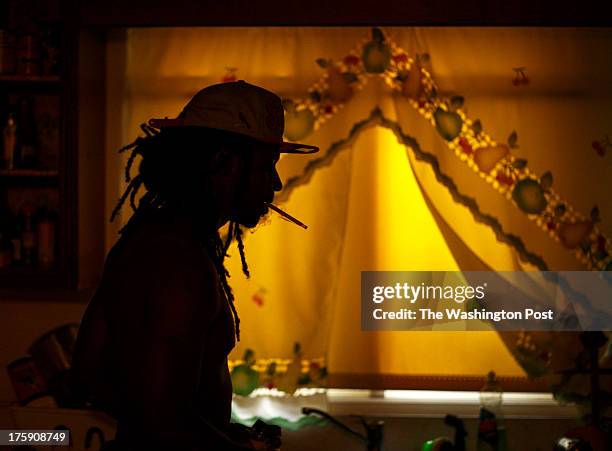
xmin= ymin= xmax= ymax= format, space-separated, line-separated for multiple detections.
xmin=278 ymin=28 xmax=610 ymax=272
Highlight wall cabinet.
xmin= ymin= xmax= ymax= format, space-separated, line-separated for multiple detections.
xmin=0 ymin=1 xmax=105 ymax=292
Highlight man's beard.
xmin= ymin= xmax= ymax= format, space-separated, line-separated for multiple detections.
xmin=231 ymin=189 xmax=266 ymax=229
xmin=233 ymin=207 xmax=263 ymax=229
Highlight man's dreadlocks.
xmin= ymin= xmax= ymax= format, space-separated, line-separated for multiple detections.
xmin=110 ymin=124 xmax=253 ymax=341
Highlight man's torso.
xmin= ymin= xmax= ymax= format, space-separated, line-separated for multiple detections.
xmin=71 ymin=209 xmax=236 ymax=430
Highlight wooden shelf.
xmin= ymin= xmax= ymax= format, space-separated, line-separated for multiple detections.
xmin=0 ymin=265 xmax=59 ymax=275
xmin=0 ymin=169 xmax=59 ymax=178
xmin=0 ymin=169 xmax=60 ymax=186
xmin=0 ymin=75 xmax=61 ymax=83
xmin=0 ymin=287 xmax=93 ymax=302
xmin=0 ymin=265 xmax=67 ymax=290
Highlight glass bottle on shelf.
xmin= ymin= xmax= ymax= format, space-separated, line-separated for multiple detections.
xmin=39 ymin=19 xmax=60 ymax=76
xmin=0 ymin=207 xmax=13 ymax=268
xmin=16 ymin=30 xmax=41 ymax=77
xmin=3 ymin=111 xmax=17 ymax=170
xmin=16 ymin=96 xmax=38 ymax=168
xmin=36 ymin=203 xmax=55 ymax=268
xmin=21 ymin=204 xmax=37 ymax=266
xmin=0 ymin=29 xmax=18 ymax=75
xmin=10 ymin=210 xmax=22 ymax=266
xmin=0 ymin=231 xmax=12 ymax=268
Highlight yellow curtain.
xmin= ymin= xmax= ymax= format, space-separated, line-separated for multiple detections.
xmin=390 ymin=28 xmax=612 ymax=271
xmin=105 ymin=27 xmax=612 ymax=386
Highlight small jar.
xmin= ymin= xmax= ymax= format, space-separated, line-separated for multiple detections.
xmin=17 ymin=32 xmax=41 ymax=76
xmin=0 ymin=29 xmax=17 ymax=75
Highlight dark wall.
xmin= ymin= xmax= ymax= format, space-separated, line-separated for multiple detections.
xmin=79 ymin=0 xmax=608 ymax=27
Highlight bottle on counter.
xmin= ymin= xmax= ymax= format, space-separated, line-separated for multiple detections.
xmin=477 ymin=371 xmax=507 ymax=451
xmin=3 ymin=111 xmax=17 ymax=170
xmin=20 ymin=204 xmax=37 ymax=265
xmin=16 ymin=96 xmax=38 ymax=168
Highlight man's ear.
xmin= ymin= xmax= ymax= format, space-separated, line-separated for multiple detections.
xmin=211 ymin=148 xmax=244 ymax=175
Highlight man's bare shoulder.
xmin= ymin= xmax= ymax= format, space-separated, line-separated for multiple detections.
xmin=106 ymin=211 xmax=215 ymax=272
xmin=102 ymin=214 xmax=223 ymax=327
xmin=140 ymin=228 xmax=221 ymax=308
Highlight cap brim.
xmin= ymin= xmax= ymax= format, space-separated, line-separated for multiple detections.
xmin=148 ymin=118 xmax=319 ymax=154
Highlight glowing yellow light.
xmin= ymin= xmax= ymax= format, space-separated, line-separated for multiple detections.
xmin=371 ymin=127 xmax=460 ymax=270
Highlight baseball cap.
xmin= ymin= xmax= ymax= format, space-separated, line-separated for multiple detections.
xmin=148 ymin=80 xmax=319 ymax=154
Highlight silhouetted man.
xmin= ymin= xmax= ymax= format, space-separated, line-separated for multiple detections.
xmin=70 ymin=81 xmax=318 ymax=450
